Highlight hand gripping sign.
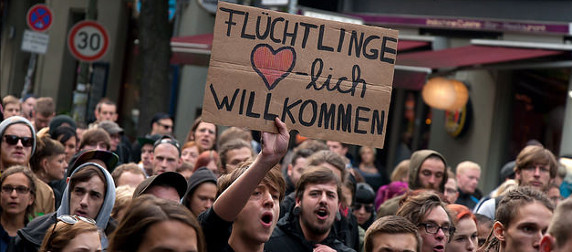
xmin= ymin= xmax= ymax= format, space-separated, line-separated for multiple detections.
xmin=202 ymin=2 xmax=398 ymax=148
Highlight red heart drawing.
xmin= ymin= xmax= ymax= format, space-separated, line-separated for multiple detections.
xmin=251 ymin=44 xmax=296 ymax=90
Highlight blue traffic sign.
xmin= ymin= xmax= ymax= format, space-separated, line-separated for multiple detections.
xmin=27 ymin=4 xmax=53 ymax=32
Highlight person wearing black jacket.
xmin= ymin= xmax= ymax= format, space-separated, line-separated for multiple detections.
xmin=265 ymin=166 xmax=355 ymax=252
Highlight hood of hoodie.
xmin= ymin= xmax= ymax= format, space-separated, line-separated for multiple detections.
xmin=182 ymin=167 xmax=217 ymax=207
xmin=57 ymin=162 xmax=116 ymax=247
xmin=408 ymin=150 xmax=448 ymax=193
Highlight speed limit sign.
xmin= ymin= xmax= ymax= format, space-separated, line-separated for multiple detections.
xmin=67 ymin=21 xmax=109 ymax=62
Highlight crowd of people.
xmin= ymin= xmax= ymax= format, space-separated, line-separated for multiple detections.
xmin=0 ymin=94 xmax=572 ymax=252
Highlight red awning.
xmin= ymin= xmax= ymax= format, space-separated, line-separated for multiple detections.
xmin=397 ymin=45 xmax=565 ymax=69
xmin=170 ymin=34 xmax=213 ymax=65
xmin=397 ymin=40 xmax=430 ymax=51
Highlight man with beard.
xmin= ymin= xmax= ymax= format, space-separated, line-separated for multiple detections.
xmin=266 ymin=166 xmax=355 ymax=252
xmin=377 ymin=150 xmax=448 ymax=217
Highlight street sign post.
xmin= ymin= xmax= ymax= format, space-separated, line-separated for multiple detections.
xmin=67 ymin=20 xmax=109 ymax=62
xmin=26 ymin=4 xmax=53 ymax=32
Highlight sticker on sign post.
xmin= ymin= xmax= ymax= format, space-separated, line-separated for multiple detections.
xmin=67 ymin=20 xmax=109 ymax=62
xmin=26 ymin=4 xmax=53 ymax=32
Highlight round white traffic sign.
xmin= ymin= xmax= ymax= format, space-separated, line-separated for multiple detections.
xmin=67 ymin=21 xmax=109 ymax=62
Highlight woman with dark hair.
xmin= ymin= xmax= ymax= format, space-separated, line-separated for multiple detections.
xmin=186 ymin=117 xmax=217 ymax=152
xmin=0 ymin=166 xmax=36 ymax=252
xmin=39 ymin=215 xmax=100 ymax=252
xmin=51 ymin=126 xmax=78 ymax=163
xmin=108 ymin=194 xmax=205 ymax=252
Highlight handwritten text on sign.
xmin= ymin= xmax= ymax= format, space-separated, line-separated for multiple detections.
xmin=202 ymin=2 xmax=398 ymax=148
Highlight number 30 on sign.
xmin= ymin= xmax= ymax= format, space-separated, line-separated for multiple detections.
xmin=67 ymin=20 xmax=109 ymax=62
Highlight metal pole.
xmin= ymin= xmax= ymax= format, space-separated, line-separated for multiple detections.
xmin=71 ymin=0 xmax=97 ymax=123
xmin=21 ymin=52 xmax=37 ymax=98
xmin=288 ymin=0 xmax=297 ymax=14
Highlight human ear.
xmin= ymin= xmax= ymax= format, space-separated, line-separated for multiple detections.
xmin=493 ymin=221 xmax=505 ymax=242
xmin=539 ymin=235 xmax=554 ymax=252
xmin=41 ymin=158 xmax=49 ymax=172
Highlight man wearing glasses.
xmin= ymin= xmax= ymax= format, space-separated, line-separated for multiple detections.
xmin=475 ymin=145 xmax=558 ymax=220
xmin=150 ymin=112 xmax=174 ymax=136
xmin=397 ymin=191 xmax=454 ymax=252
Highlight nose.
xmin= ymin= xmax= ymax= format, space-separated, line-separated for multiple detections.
xmin=80 ymin=194 xmax=89 ymax=207
xmin=532 ymin=230 xmax=544 ymax=248
xmin=205 ymin=199 xmax=214 ymax=209
xmin=9 ymin=189 xmax=19 ymax=197
xmin=15 ymin=139 xmax=24 ymax=148
xmin=435 ymin=227 xmax=446 ymax=240
xmin=262 ymin=191 xmax=274 ymax=208
xmin=318 ymin=192 xmax=329 ymax=204
xmin=428 ymin=175 xmax=436 ymax=184
xmin=533 ymin=167 xmax=541 ymax=177
xmin=467 ymin=237 xmax=476 ymax=251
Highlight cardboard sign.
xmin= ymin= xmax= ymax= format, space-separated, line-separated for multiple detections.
xmin=202 ymin=2 xmax=398 ymax=148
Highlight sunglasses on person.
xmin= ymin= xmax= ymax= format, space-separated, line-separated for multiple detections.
xmin=157 ymin=122 xmax=173 ymax=130
xmin=45 ymin=215 xmax=97 ymax=250
xmin=352 ymin=203 xmax=374 ymax=212
xmin=3 ymin=135 xmax=33 ymax=147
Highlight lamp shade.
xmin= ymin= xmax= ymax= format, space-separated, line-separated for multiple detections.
xmin=449 ymin=80 xmax=469 ymax=111
xmin=422 ymin=78 xmax=469 ymax=111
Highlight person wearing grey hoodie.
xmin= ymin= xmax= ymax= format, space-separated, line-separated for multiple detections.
xmin=10 ymin=162 xmax=116 ymax=252
xmin=376 ymin=150 xmax=448 ymax=217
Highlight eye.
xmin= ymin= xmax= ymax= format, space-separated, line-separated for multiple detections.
xmin=521 ymin=225 xmax=537 ymax=233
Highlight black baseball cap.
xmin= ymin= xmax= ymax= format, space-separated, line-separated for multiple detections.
xmin=137 ymin=134 xmax=163 ymax=147
xmin=67 ymin=150 xmax=119 ymax=177
xmin=133 ymin=172 xmax=188 ymax=200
